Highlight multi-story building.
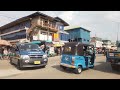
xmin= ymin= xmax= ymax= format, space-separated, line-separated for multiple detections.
xmin=0 ymin=12 xmax=69 ymax=45
xmin=102 ymin=40 xmax=112 ymax=49
xmin=52 ymin=17 xmax=69 ymax=47
xmin=90 ymin=37 xmax=103 ymax=48
xmin=65 ymin=27 xmax=91 ymax=44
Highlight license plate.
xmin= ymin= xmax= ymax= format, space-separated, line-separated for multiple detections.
xmin=34 ymin=61 xmax=40 ymax=64
xmin=109 ymin=53 xmax=114 ymax=56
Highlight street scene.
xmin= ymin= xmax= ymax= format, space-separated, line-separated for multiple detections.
xmin=0 ymin=11 xmax=120 ymax=79
xmin=0 ymin=54 xmax=119 ymax=79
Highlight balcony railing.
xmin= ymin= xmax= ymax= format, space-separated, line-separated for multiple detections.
xmin=32 ymin=18 xmax=59 ymax=32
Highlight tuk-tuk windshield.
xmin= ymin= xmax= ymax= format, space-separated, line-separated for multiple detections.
xmin=62 ymin=46 xmax=76 ymax=55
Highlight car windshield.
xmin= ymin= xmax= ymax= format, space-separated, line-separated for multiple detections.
xmin=62 ymin=46 xmax=76 ymax=55
xmin=18 ymin=43 xmax=41 ymax=51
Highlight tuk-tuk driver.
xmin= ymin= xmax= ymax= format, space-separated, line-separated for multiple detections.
xmin=87 ymin=47 xmax=95 ymax=65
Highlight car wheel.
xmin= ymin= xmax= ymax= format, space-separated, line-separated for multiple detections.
xmin=17 ymin=61 xmax=23 ymax=70
xmin=74 ymin=66 xmax=82 ymax=74
xmin=60 ymin=65 xmax=67 ymax=70
xmin=10 ymin=58 xmax=14 ymax=65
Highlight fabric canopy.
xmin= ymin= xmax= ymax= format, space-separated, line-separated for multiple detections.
xmin=30 ymin=41 xmax=41 ymax=44
xmin=0 ymin=40 xmax=11 ymax=46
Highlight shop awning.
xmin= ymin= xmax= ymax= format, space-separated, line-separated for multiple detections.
xmin=0 ymin=40 xmax=11 ymax=46
xmin=53 ymin=44 xmax=63 ymax=47
xmin=53 ymin=42 xmax=65 ymax=47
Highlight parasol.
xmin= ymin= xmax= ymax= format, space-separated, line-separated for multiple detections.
xmin=0 ymin=40 xmax=11 ymax=46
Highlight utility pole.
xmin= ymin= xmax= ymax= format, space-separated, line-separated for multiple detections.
xmin=111 ymin=21 xmax=120 ymax=46
xmin=116 ymin=23 xmax=119 ymax=46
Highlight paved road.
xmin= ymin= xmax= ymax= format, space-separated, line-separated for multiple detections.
xmin=0 ymin=55 xmax=120 ymax=79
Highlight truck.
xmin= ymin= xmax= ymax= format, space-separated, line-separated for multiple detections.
xmin=106 ymin=43 xmax=120 ymax=71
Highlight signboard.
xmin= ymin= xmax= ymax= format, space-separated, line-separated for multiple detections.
xmin=54 ymin=33 xmax=59 ymax=41
xmin=33 ymin=36 xmax=38 ymax=40
xmin=54 ymin=33 xmax=59 ymax=38
xmin=48 ymin=36 xmax=52 ymax=41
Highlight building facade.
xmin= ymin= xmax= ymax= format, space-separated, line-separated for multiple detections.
xmin=90 ymin=37 xmax=103 ymax=48
xmin=65 ymin=27 xmax=91 ymax=44
xmin=102 ymin=40 xmax=112 ymax=49
xmin=0 ymin=12 xmax=69 ymax=45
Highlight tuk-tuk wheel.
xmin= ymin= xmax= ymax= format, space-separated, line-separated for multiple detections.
xmin=60 ymin=65 xmax=67 ymax=70
xmin=74 ymin=66 xmax=82 ymax=74
xmin=89 ymin=66 xmax=94 ymax=69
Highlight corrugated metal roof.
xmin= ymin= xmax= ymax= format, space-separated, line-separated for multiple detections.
xmin=0 ymin=12 xmax=69 ymax=31
xmin=59 ymin=30 xmax=69 ymax=34
xmin=64 ymin=26 xmax=91 ymax=32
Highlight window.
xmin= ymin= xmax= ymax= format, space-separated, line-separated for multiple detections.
xmin=87 ymin=40 xmax=89 ymax=42
xmin=63 ymin=46 xmax=76 ymax=55
xmin=78 ymin=38 xmax=82 ymax=42
xmin=59 ymin=25 xmax=63 ymax=30
xmin=61 ymin=34 xmax=63 ymax=40
xmin=1 ymin=30 xmax=26 ymax=40
xmin=84 ymin=39 xmax=86 ymax=41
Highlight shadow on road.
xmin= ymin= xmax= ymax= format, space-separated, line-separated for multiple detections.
xmin=9 ymin=62 xmax=45 ymax=71
xmin=52 ymin=65 xmax=75 ymax=74
xmin=93 ymin=61 xmax=120 ymax=75
xmin=52 ymin=62 xmax=120 ymax=75
xmin=52 ymin=65 xmax=87 ymax=74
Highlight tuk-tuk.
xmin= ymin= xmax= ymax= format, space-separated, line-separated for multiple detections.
xmin=60 ymin=42 xmax=95 ymax=74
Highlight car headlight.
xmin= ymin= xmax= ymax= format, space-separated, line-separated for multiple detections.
xmin=20 ymin=55 xmax=30 ymax=60
xmin=44 ymin=59 xmax=48 ymax=61
xmin=42 ymin=54 xmax=47 ymax=58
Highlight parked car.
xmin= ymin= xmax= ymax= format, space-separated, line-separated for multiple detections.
xmin=10 ymin=43 xmax=48 ymax=70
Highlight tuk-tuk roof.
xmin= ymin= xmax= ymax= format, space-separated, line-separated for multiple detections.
xmin=64 ymin=42 xmax=93 ymax=47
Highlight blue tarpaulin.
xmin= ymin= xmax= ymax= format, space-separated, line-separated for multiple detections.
xmin=30 ymin=41 xmax=41 ymax=44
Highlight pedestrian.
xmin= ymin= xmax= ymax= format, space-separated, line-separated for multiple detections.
xmin=0 ymin=47 xmax=3 ymax=60
xmin=3 ymin=47 xmax=8 ymax=60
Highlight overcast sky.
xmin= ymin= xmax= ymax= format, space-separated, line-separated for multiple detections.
xmin=0 ymin=11 xmax=120 ymax=42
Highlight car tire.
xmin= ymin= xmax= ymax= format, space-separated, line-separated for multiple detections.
xmin=74 ymin=66 xmax=82 ymax=74
xmin=10 ymin=58 xmax=14 ymax=65
xmin=60 ymin=65 xmax=67 ymax=70
xmin=17 ymin=60 xmax=23 ymax=70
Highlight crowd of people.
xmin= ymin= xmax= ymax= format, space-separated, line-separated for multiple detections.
xmin=0 ymin=46 xmax=11 ymax=60
xmin=40 ymin=44 xmax=62 ymax=56
xmin=0 ymin=43 xmax=63 ymax=60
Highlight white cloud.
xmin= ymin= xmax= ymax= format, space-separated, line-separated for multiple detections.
xmin=104 ymin=11 xmax=120 ymax=22
xmin=59 ymin=11 xmax=76 ymax=21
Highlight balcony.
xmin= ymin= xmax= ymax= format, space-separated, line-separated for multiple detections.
xmin=31 ymin=17 xmax=59 ymax=32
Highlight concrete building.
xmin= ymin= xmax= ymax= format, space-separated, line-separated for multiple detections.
xmin=65 ymin=27 xmax=91 ymax=44
xmin=90 ymin=37 xmax=103 ymax=48
xmin=0 ymin=12 xmax=69 ymax=45
xmin=102 ymin=40 xmax=112 ymax=49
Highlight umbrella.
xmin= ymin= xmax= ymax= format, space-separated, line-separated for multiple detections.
xmin=0 ymin=40 xmax=11 ymax=46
